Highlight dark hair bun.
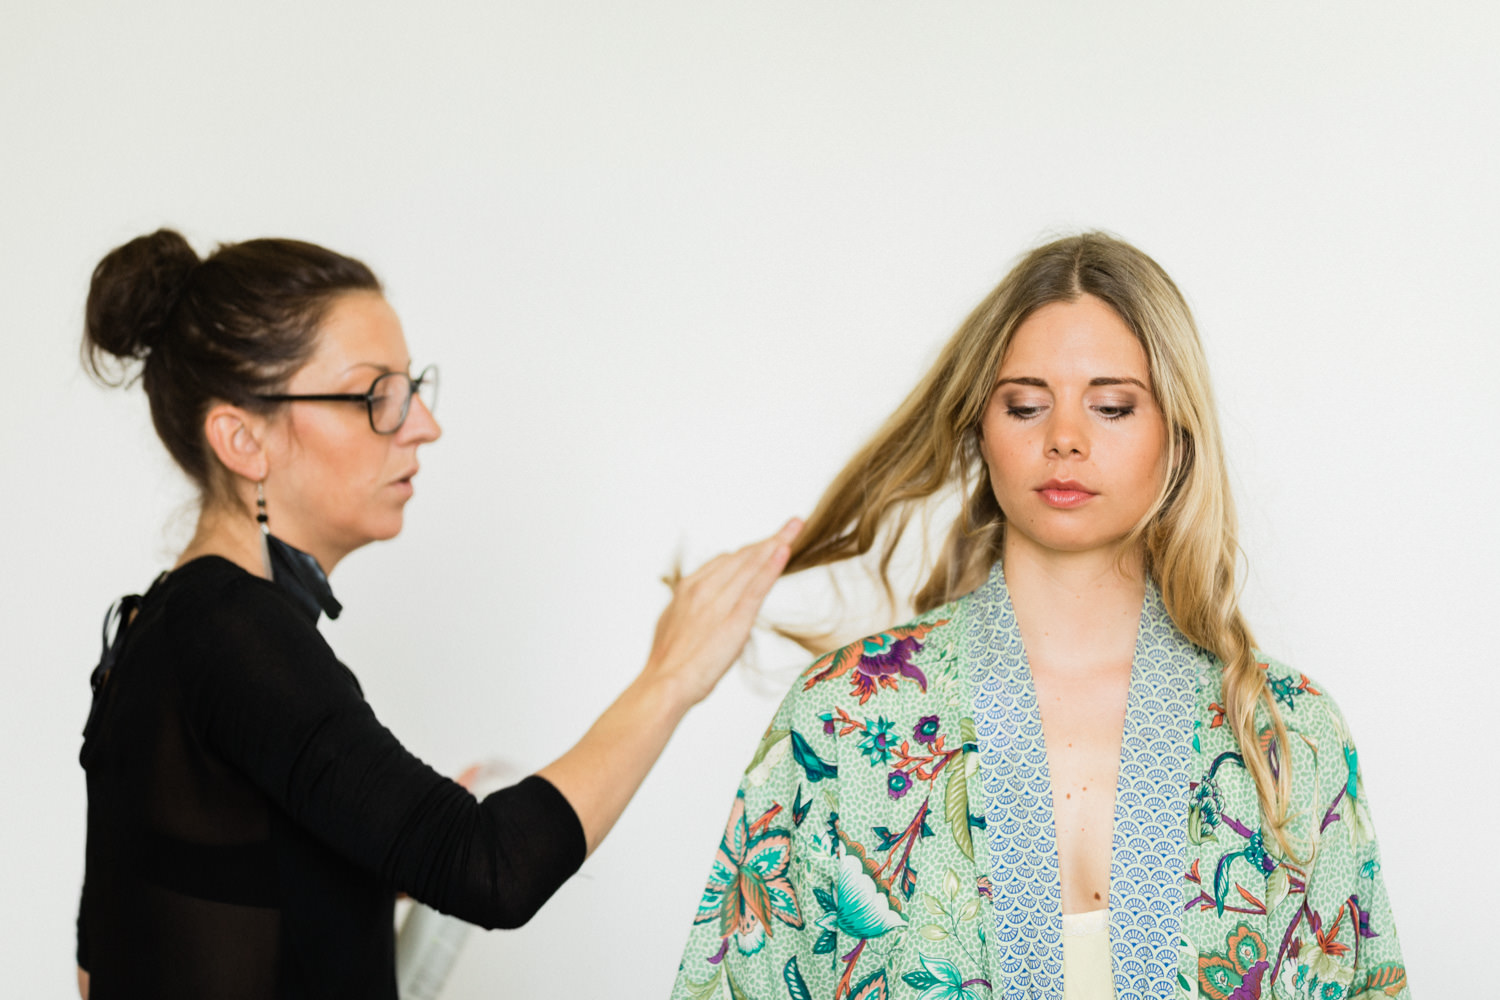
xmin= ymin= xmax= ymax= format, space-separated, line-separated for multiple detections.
xmin=78 ymin=227 xmax=380 ymax=501
xmin=83 ymin=229 xmax=200 ymax=382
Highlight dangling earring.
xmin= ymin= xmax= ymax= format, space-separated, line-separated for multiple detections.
xmin=250 ymin=481 xmax=343 ymax=620
xmin=256 ymin=480 xmax=273 ymax=578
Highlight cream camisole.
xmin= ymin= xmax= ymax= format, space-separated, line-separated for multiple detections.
xmin=1061 ymin=909 xmax=1115 ymax=1000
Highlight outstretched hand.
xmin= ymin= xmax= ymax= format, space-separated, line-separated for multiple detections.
xmin=537 ymin=516 xmax=803 ymax=856
xmin=642 ymin=517 xmax=803 ymax=710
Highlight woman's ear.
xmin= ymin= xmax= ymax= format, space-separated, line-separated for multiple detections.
xmin=203 ymin=404 xmax=270 ymax=483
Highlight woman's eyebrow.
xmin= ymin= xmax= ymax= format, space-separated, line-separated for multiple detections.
xmin=993 ymin=376 xmax=1148 ymax=389
xmin=341 ymin=360 xmax=411 ymax=376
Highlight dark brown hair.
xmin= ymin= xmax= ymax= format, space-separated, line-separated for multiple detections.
xmin=83 ymin=228 xmax=381 ymax=504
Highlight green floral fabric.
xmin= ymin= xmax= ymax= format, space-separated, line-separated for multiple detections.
xmin=669 ymin=583 xmax=1409 ymax=1000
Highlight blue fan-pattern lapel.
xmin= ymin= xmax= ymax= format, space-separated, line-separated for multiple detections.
xmin=968 ymin=561 xmax=1199 ymax=999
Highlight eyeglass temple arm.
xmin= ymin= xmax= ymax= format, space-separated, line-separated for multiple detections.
xmin=256 ymin=392 xmax=373 ymax=403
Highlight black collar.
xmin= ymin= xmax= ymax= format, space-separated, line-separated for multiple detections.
xmin=265 ymin=533 xmax=343 ymax=622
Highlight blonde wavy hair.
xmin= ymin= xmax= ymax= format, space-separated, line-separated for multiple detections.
xmin=781 ymin=231 xmax=1300 ymax=858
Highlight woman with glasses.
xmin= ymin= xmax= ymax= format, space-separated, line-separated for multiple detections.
xmin=74 ymin=229 xmax=799 ymax=999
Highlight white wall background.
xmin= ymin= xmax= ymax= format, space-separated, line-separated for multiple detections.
xmin=3 ymin=2 xmax=1494 ymax=996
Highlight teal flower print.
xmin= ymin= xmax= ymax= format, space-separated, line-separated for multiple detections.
xmin=694 ymin=791 xmax=804 ymax=956
xmin=1274 ymin=943 xmax=1355 ymax=1000
xmin=826 ymin=853 xmax=906 ymax=939
xmin=859 ymin=717 xmax=898 ymax=765
xmin=901 ymin=954 xmax=990 ymax=1000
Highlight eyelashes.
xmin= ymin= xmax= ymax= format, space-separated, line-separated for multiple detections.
xmin=1003 ymin=404 xmax=1136 ymax=422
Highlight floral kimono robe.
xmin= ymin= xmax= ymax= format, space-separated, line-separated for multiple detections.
xmin=670 ymin=563 xmax=1408 ymax=1000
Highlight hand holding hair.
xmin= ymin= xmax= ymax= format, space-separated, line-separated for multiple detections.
xmin=643 ymin=517 xmax=804 ymax=707
xmin=537 ymin=517 xmax=802 ymax=856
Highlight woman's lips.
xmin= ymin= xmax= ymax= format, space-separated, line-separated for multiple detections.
xmin=1038 ymin=480 xmax=1095 ymax=509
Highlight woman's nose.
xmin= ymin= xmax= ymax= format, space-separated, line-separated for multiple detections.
xmin=401 ymin=395 xmax=442 ymax=444
xmin=1045 ymin=406 xmax=1088 ymax=458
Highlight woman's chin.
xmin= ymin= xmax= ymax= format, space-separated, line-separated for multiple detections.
xmin=1011 ymin=525 xmax=1136 ymax=560
xmin=359 ymin=511 xmax=406 ymax=545
xmin=375 ymin=516 xmax=405 ymax=541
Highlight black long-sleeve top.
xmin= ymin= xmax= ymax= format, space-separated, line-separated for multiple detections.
xmin=77 ymin=555 xmax=586 ymax=999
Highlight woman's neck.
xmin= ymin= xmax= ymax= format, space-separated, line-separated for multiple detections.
xmin=176 ymin=506 xmax=269 ymax=579
xmin=177 ymin=497 xmax=346 ymax=580
xmin=1002 ymin=535 xmax=1147 ymax=677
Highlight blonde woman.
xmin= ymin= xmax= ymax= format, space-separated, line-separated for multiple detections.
xmin=669 ymin=234 xmax=1407 ymax=1000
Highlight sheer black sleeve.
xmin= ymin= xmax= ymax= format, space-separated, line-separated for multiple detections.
xmin=76 ymin=880 xmax=89 ymax=971
xmin=180 ymin=574 xmax=586 ymax=929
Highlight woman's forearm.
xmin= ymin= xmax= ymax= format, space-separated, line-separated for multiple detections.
xmin=537 ymin=672 xmax=692 ymax=855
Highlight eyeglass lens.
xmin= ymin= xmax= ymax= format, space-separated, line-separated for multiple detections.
xmin=370 ymin=367 xmax=439 ymax=433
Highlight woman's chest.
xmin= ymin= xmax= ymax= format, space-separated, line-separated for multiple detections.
xmin=1031 ymin=662 xmax=1132 ymax=910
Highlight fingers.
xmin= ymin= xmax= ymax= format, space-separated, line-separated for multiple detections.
xmin=677 ymin=518 xmax=803 ymax=597
xmin=644 ymin=518 xmax=804 ymax=705
xmin=774 ymin=517 xmax=804 ymax=546
xmin=712 ymin=519 xmax=803 ymax=629
xmin=735 ymin=535 xmax=793 ymax=619
xmin=657 ymin=519 xmax=800 ymax=646
xmin=734 ymin=518 xmax=801 ymax=601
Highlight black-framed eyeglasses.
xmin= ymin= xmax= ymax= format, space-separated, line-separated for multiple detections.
xmin=257 ymin=365 xmax=439 ymax=434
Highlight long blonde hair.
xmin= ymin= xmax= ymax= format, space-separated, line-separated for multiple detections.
xmin=783 ymin=232 xmax=1299 ymax=857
